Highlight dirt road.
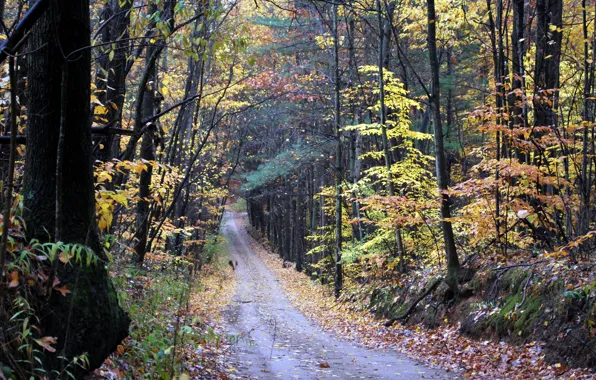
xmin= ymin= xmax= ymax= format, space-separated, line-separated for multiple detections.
xmin=222 ymin=211 xmax=448 ymax=379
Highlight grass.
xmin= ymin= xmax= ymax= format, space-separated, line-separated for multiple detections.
xmin=93 ymin=236 xmax=236 ymax=379
xmin=229 ymin=198 xmax=247 ymax=213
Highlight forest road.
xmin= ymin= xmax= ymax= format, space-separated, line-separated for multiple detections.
xmin=222 ymin=211 xmax=451 ymax=379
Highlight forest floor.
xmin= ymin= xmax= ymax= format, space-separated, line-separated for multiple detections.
xmin=221 ymin=211 xmax=448 ymax=379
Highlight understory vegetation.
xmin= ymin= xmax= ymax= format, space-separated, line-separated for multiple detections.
xmin=93 ymin=236 xmax=236 ymax=379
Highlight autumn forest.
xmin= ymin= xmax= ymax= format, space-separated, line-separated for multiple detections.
xmin=0 ymin=0 xmax=595 ymax=378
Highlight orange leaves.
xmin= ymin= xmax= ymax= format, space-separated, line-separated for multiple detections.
xmin=7 ymin=270 xmax=19 ymax=288
xmin=54 ymin=284 xmax=71 ymax=297
xmin=551 ymin=230 xmax=596 ymax=259
xmin=35 ymin=336 xmax=57 ymax=353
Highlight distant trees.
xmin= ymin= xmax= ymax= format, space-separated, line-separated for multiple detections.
xmin=242 ymin=0 xmax=596 ymax=294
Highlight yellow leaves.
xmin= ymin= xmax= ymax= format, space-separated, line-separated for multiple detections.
xmin=314 ymin=34 xmax=343 ymax=49
xmin=91 ymin=94 xmax=104 ymax=106
xmin=94 ymin=105 xmax=109 ymax=115
xmin=98 ymin=211 xmax=112 ymax=232
xmin=94 ymin=159 xmax=180 ymax=233
xmin=111 ymin=193 xmax=129 ymax=207
xmin=96 ymin=190 xmax=129 ymax=232
xmin=96 ymin=170 xmax=113 ymax=184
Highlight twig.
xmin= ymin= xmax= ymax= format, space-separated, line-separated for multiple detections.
xmin=270 ymin=317 xmax=277 ymax=359
xmin=492 ymin=260 xmax=545 ymax=272
xmin=516 ymin=271 xmax=534 ymax=309
xmin=384 ymin=277 xmax=443 ymax=327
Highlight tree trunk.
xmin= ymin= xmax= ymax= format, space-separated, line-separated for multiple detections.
xmin=101 ymin=0 xmax=132 ymax=160
xmin=134 ymin=16 xmax=158 ymax=261
xmin=283 ymin=179 xmax=292 ymax=261
xmin=510 ymin=0 xmax=527 ymax=161
xmin=377 ymin=0 xmax=405 ymax=271
xmin=23 ymin=2 xmax=129 ymax=375
xmin=332 ymin=3 xmax=343 ymax=298
xmin=533 ymin=0 xmax=562 ymax=130
xmin=427 ymin=0 xmax=461 ymax=290
xmin=579 ymin=0 xmax=593 ymax=236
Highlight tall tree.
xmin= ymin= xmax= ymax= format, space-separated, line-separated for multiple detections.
xmin=427 ymin=0 xmax=461 ymax=290
xmin=332 ymin=3 xmax=343 ymax=298
xmin=533 ymin=0 xmax=563 ymax=131
xmin=377 ymin=0 xmax=405 ymax=271
xmin=23 ymin=1 xmax=129 ymax=375
xmin=134 ymin=0 xmax=177 ymax=262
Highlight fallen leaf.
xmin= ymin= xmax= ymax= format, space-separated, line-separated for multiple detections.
xmin=7 ymin=271 xmax=18 ymax=288
xmin=54 ymin=285 xmax=71 ymax=297
xmin=35 ymin=336 xmax=57 ymax=352
xmin=59 ymin=251 xmax=71 ymax=264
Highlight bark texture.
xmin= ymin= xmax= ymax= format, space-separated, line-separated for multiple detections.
xmin=23 ymin=2 xmax=129 ymax=375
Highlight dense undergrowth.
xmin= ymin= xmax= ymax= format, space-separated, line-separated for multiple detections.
xmin=91 ymin=236 xmax=236 ymax=379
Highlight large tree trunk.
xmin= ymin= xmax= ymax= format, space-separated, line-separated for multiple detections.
xmin=533 ymin=0 xmax=562 ymax=131
xmin=23 ymin=2 xmax=129 ymax=375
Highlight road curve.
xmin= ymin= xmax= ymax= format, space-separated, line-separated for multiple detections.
xmin=222 ymin=211 xmax=449 ymax=379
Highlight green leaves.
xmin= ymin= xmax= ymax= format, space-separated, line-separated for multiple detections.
xmin=31 ymin=240 xmax=99 ymax=267
xmin=242 ymin=143 xmax=332 ymax=191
